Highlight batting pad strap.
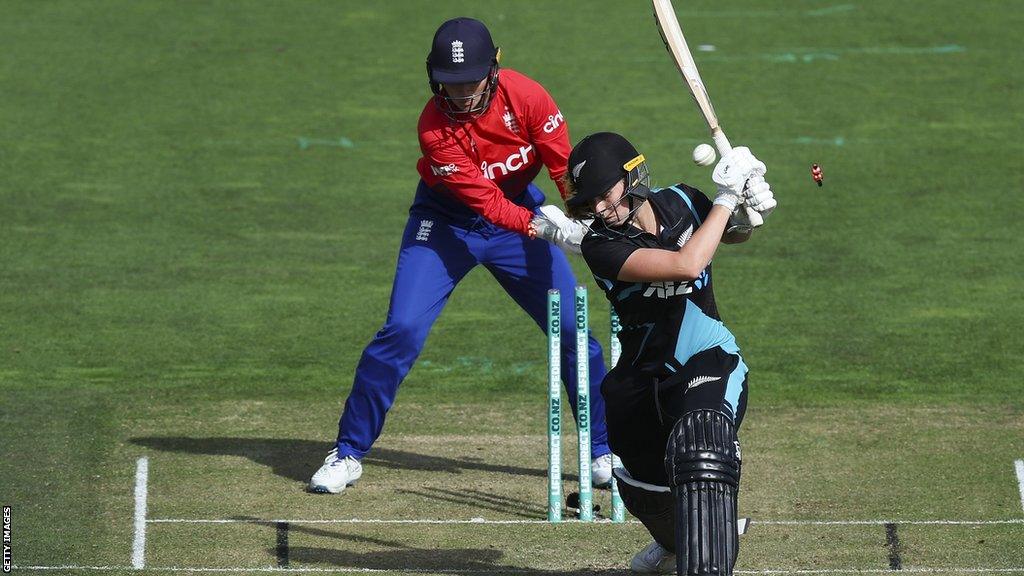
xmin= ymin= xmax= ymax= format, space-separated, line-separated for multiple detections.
xmin=671 ymin=450 xmax=740 ymax=485
xmin=613 ymin=467 xmax=676 ymax=552
xmin=613 ymin=467 xmax=670 ymax=493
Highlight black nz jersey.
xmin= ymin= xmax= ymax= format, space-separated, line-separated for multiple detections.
xmin=581 ymin=183 xmax=741 ymax=377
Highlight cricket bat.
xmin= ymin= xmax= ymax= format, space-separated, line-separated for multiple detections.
xmin=652 ymin=0 xmax=763 ymax=227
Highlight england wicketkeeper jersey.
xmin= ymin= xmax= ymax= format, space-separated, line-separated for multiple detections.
xmin=416 ymin=69 xmax=570 ymax=234
xmin=581 ymin=184 xmax=741 ymax=376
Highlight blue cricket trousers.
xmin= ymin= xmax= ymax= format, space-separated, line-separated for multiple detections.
xmin=335 ymin=181 xmax=610 ymax=460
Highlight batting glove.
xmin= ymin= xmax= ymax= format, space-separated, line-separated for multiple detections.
xmin=743 ymin=175 xmax=777 ymax=218
xmin=713 ymin=186 xmax=743 ymax=213
xmin=712 ymin=146 xmax=767 ymax=207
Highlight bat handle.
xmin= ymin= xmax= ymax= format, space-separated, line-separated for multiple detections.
xmin=711 ymin=129 xmax=764 ymax=228
xmin=711 ymin=129 xmax=732 ymax=155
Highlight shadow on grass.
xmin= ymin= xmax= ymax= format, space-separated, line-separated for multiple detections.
xmin=129 ymin=436 xmax=547 ymax=483
xmin=223 ymin=518 xmax=631 ymax=574
xmin=397 ymin=487 xmax=545 ymax=519
xmin=284 ymin=546 xmax=630 ymax=575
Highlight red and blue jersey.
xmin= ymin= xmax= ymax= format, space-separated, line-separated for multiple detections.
xmin=416 ymin=69 xmax=570 ymax=234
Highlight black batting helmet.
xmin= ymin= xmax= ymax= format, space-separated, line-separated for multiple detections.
xmin=565 ymin=132 xmax=651 ymax=219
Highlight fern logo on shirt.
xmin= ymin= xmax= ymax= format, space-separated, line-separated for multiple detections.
xmin=676 ymin=225 xmax=694 ymax=247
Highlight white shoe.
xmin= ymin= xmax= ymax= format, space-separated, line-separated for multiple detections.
xmin=592 ymin=453 xmax=613 ymax=488
xmin=309 ymin=449 xmax=363 ymax=494
xmin=630 ymin=540 xmax=675 ymax=574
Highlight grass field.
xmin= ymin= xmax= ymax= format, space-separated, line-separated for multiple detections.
xmin=2 ymin=1 xmax=1023 ymax=574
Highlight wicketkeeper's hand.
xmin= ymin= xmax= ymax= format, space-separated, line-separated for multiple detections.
xmin=530 ymin=204 xmax=587 ymax=255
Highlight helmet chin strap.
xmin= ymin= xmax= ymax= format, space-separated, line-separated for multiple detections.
xmin=621 ymin=194 xmax=641 ymax=228
xmin=594 ymin=184 xmax=651 ymax=240
xmin=620 ymin=185 xmax=651 ymax=233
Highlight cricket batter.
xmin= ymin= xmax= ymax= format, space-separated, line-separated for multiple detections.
xmin=310 ymin=18 xmax=613 ymax=493
xmin=562 ymin=133 xmax=775 ymax=575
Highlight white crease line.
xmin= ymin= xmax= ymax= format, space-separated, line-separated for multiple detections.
xmin=147 ymin=517 xmax=1024 ymax=526
xmin=12 ymin=565 xmax=1024 ymax=574
xmin=1015 ymin=459 xmax=1024 ymax=514
xmin=133 ymin=457 xmax=149 ymax=570
xmin=741 ymin=565 xmax=1024 ymax=569
xmin=757 ymin=519 xmax=1024 ymax=526
xmin=15 ymin=568 xmax=127 ymax=572
xmin=17 ymin=568 xmax=523 ymax=574
xmin=149 ymin=518 xmax=632 ymax=525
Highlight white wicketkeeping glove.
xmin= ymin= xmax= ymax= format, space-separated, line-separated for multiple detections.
xmin=531 ymin=204 xmax=587 ymax=255
xmin=743 ymin=175 xmax=776 ymax=218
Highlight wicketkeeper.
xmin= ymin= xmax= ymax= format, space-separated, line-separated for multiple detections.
xmin=310 ymin=18 xmax=614 ymax=494
xmin=563 ymin=132 xmax=776 ymax=575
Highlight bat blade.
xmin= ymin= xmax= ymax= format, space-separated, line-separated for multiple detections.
xmin=652 ymin=0 xmax=764 ymax=227
xmin=652 ymin=0 xmax=722 ymax=135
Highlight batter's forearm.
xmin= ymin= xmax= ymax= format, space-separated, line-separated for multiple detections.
xmin=617 ymin=205 xmax=730 ymax=282
xmin=671 ymin=205 xmax=731 ymax=277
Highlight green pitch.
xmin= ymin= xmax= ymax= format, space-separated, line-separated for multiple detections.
xmin=2 ymin=1 xmax=1022 ymax=574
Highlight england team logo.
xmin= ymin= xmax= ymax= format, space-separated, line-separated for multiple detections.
xmin=502 ymin=108 xmax=520 ymax=134
xmin=451 ymin=40 xmax=464 ymax=63
xmin=415 ymin=220 xmax=434 ymax=242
